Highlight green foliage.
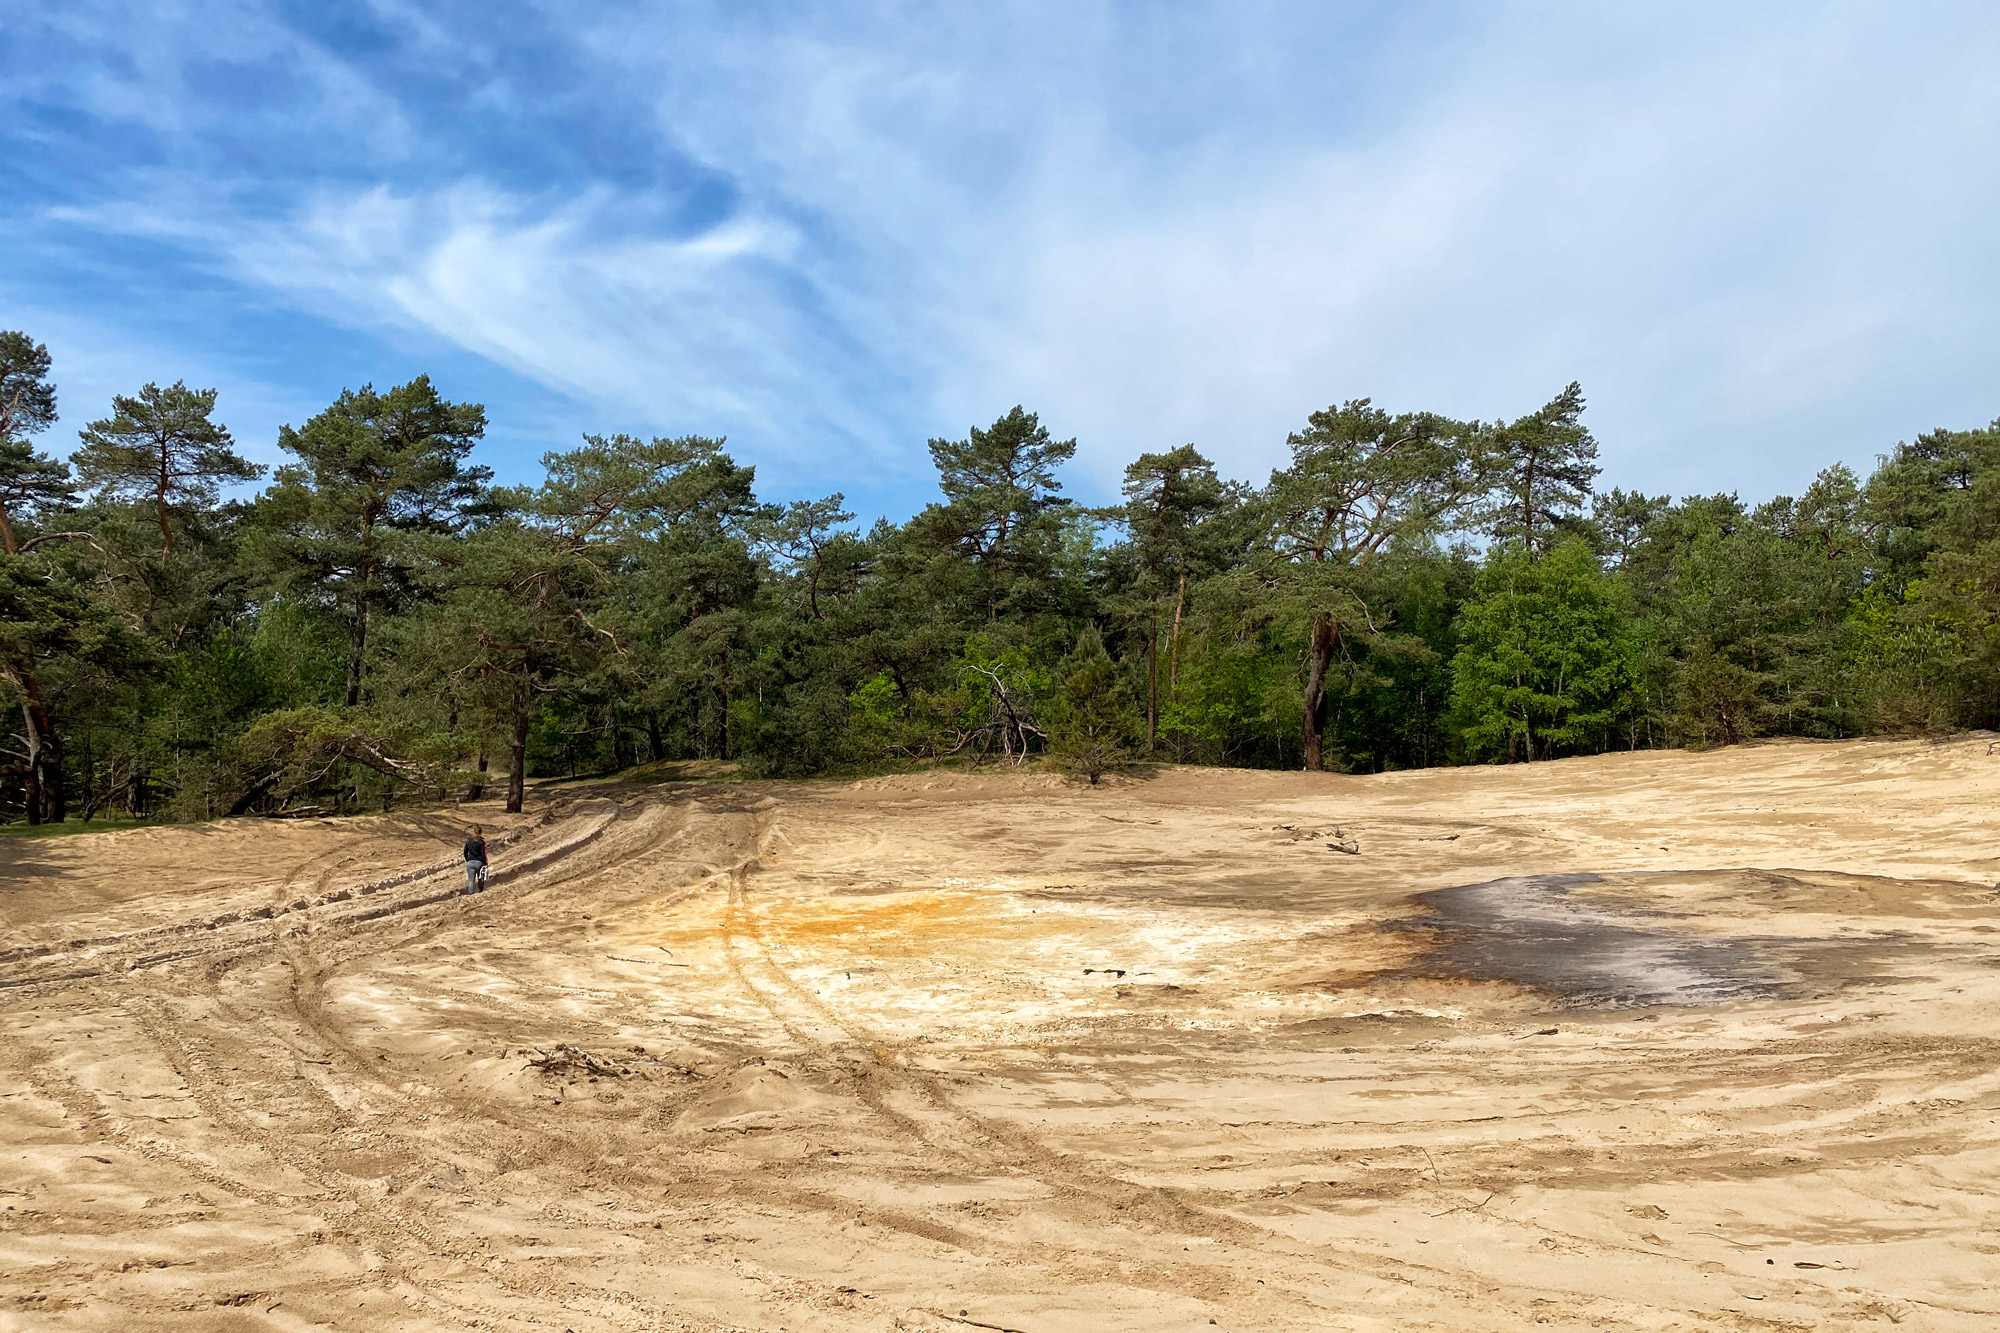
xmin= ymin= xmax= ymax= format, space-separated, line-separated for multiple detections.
xmin=1841 ymin=581 xmax=1980 ymax=733
xmin=1449 ymin=539 xmax=1638 ymax=761
xmin=1485 ymin=382 xmax=1601 ymax=551
xmin=233 ymin=706 xmax=460 ymax=814
xmin=1314 ymin=549 xmax=1473 ymax=771
xmin=0 ymin=331 xmax=75 ymax=557
xmin=1622 ymin=467 xmax=1870 ymax=746
xmin=937 ymin=636 xmax=1051 ymax=765
xmin=842 ymin=673 xmax=910 ymax=761
xmin=73 ymin=381 xmax=263 ymax=554
xmin=1260 ymin=397 xmax=1485 ymax=770
xmin=251 ymin=601 xmax=349 ymax=708
xmin=0 ymin=332 xmax=58 ymax=440
xmin=1160 ymin=640 xmax=1298 ymax=763
xmin=1104 ymin=444 xmax=1238 ymax=749
xmin=1047 ymin=624 xmax=1139 ymax=783
xmin=920 ymin=406 xmax=1078 ymax=623
xmin=7 ymin=320 xmax=2000 ymax=824
xmin=249 ymin=375 xmax=491 ymax=706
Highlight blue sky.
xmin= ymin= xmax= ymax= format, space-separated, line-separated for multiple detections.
xmin=6 ymin=2 xmax=2000 ymax=519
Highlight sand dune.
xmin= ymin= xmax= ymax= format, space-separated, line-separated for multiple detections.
xmin=4 ymin=737 xmax=1999 ymax=1330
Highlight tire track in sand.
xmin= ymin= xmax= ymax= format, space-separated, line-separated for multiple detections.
xmin=12 ymin=796 xmax=764 ymax=1333
xmin=709 ymin=812 xmax=1433 ymax=1327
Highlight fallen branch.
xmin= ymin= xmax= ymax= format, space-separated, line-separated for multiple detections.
xmin=1428 ymin=1192 xmax=1496 ymax=1218
xmin=520 ymin=1043 xmax=700 ymax=1080
xmin=522 ymin=1044 xmax=635 ymax=1079
xmin=924 ymin=1311 xmax=1029 ymax=1333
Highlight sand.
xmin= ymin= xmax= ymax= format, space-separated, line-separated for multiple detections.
xmin=3 ymin=737 xmax=1999 ymax=1331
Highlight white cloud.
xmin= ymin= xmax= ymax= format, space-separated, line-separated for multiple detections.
xmin=19 ymin=0 xmax=415 ymax=155
xmin=231 ymin=185 xmax=811 ymax=423
xmin=55 ymin=179 xmax=914 ymax=479
xmin=22 ymin=1 xmax=2000 ymax=509
xmin=913 ymin=6 xmax=2000 ymax=496
xmin=563 ymin=2 xmax=2000 ymax=498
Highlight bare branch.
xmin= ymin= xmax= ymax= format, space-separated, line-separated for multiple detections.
xmin=17 ymin=531 xmax=105 ymax=555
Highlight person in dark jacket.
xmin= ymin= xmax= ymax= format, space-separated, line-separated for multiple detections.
xmin=464 ymin=827 xmax=488 ymax=894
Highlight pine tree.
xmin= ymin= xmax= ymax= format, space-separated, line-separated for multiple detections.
xmin=1111 ymin=444 xmax=1231 ymax=748
xmin=250 ymin=377 xmax=490 ymax=707
xmin=924 ymin=406 xmax=1076 ymax=622
xmin=1487 ymin=382 xmax=1601 ymax=552
xmin=1263 ymin=399 xmax=1482 ymax=770
xmin=0 ymin=331 xmax=86 ymax=821
xmin=1048 ymin=624 xmax=1139 ymax=784
xmin=73 ymin=381 xmax=263 ymax=555
xmin=0 ymin=332 xmax=74 ymax=557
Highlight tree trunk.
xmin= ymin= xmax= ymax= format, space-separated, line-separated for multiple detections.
xmin=344 ymin=602 xmax=369 ymax=708
xmin=718 ymin=664 xmax=731 ymax=759
xmin=21 ymin=709 xmax=42 ymax=826
xmin=77 ymin=732 xmax=93 ymax=822
xmin=1146 ymin=613 xmax=1158 ymax=749
xmin=646 ymin=710 xmax=663 ymax=762
xmin=987 ymin=516 xmax=1010 ymax=623
xmin=345 ymin=522 xmax=377 ymax=707
xmin=506 ymin=691 xmax=530 ymax=814
xmin=1168 ymin=571 xmax=1187 ymax=690
xmin=1521 ymin=453 xmax=1537 ymax=550
xmin=1301 ymin=613 xmax=1337 ymax=772
xmin=468 ymin=737 xmax=488 ymax=802
xmin=27 ymin=709 xmax=61 ymax=822
xmin=19 ymin=684 xmax=63 ymax=823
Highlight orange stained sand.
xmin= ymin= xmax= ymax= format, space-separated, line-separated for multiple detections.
xmin=748 ymin=890 xmax=1018 ymax=952
xmin=9 ymin=739 xmax=2000 ymax=1331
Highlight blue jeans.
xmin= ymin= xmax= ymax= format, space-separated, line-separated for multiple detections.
xmin=465 ymin=862 xmax=486 ymax=894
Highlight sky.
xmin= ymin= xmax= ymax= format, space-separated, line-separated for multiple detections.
xmin=6 ymin=1 xmax=2000 ymax=520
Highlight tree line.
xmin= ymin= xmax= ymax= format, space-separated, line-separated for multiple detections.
xmin=0 ymin=327 xmax=1994 ymax=822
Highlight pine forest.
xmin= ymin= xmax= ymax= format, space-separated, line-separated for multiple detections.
xmin=2 ymin=329 xmax=1995 ymax=825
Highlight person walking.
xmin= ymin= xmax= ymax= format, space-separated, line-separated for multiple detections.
xmin=464 ymin=826 xmax=489 ymax=894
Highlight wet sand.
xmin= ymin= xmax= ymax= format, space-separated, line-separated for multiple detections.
xmin=4 ymin=737 xmax=2000 ymax=1330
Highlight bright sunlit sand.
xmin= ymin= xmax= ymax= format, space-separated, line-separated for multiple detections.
xmin=5 ymin=737 xmax=1999 ymax=1330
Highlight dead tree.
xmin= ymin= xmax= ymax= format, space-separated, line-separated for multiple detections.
xmin=940 ymin=662 xmax=1047 ymax=766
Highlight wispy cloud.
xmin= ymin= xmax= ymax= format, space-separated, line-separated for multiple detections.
xmin=226 ymin=185 xmax=861 ymax=448
xmin=10 ymin=2 xmax=2000 ymax=511
xmin=649 ymin=4 xmax=2000 ymax=494
xmin=43 ymin=176 xmax=921 ymax=479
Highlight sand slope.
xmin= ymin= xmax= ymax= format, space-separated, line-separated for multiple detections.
xmin=3 ymin=738 xmax=1999 ymax=1330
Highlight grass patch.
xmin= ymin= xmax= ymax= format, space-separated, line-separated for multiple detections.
xmin=557 ymin=759 xmax=745 ymax=787
xmin=0 ymin=816 xmax=157 ymax=839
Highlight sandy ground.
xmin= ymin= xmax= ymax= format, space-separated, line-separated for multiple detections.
xmin=5 ymin=738 xmax=2000 ymax=1332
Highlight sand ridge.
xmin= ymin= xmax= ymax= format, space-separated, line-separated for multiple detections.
xmin=3 ymin=737 xmax=1999 ymax=1329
